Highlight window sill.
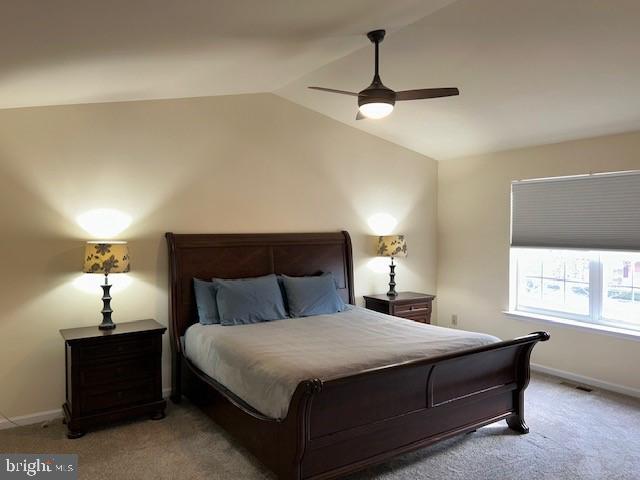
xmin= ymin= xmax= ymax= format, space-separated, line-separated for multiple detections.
xmin=503 ymin=310 xmax=640 ymax=342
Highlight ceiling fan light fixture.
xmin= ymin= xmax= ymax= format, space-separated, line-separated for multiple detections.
xmin=307 ymin=29 xmax=459 ymax=120
xmin=359 ymin=102 xmax=394 ymax=119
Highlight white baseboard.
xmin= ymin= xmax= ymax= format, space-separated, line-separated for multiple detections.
xmin=0 ymin=409 xmax=62 ymax=431
xmin=531 ymin=363 xmax=640 ymax=399
xmin=0 ymin=387 xmax=173 ymax=431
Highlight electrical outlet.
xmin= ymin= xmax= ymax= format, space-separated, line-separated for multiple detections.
xmin=451 ymin=314 xmax=458 ymax=326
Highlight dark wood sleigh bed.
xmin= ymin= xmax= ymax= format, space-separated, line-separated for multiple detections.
xmin=166 ymin=231 xmax=549 ymax=480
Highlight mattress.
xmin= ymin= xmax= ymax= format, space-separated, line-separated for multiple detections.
xmin=184 ymin=306 xmax=500 ymax=419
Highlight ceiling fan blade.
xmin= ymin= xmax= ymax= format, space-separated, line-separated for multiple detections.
xmin=356 ymin=111 xmax=364 ymax=120
xmin=395 ymin=87 xmax=460 ymax=101
xmin=308 ymin=86 xmax=358 ymax=96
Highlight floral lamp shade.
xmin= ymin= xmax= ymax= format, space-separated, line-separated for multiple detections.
xmin=83 ymin=242 xmax=130 ymax=274
xmin=376 ymin=235 xmax=407 ymax=258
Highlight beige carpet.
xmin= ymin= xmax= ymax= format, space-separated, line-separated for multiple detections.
xmin=1 ymin=373 xmax=639 ymax=479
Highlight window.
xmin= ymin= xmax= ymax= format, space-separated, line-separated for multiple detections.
xmin=510 ymin=171 xmax=640 ymax=335
xmin=601 ymin=252 xmax=640 ymax=330
xmin=511 ymin=249 xmax=640 ymax=332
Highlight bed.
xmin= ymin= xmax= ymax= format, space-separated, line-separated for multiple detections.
xmin=166 ymin=231 xmax=549 ymax=480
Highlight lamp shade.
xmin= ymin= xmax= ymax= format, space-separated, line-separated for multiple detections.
xmin=83 ymin=241 xmax=130 ymax=274
xmin=376 ymin=235 xmax=407 ymax=258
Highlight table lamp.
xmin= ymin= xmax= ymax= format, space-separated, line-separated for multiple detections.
xmin=376 ymin=235 xmax=407 ymax=297
xmin=83 ymin=241 xmax=130 ymax=330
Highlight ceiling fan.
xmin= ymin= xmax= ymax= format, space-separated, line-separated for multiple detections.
xmin=309 ymin=29 xmax=459 ymax=120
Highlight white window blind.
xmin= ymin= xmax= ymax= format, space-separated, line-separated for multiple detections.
xmin=511 ymin=171 xmax=640 ymax=250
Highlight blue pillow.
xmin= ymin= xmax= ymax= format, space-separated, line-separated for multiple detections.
xmin=214 ymin=274 xmax=287 ymax=326
xmin=281 ymin=273 xmax=346 ymax=318
xmin=193 ymin=278 xmax=219 ymax=325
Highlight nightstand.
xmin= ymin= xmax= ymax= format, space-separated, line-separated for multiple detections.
xmin=363 ymin=292 xmax=435 ymax=324
xmin=60 ymin=319 xmax=167 ymax=439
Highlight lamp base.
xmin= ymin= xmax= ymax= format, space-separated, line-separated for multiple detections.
xmin=99 ymin=321 xmax=116 ymax=331
xmin=387 ymin=257 xmax=397 ymax=297
xmin=99 ymin=275 xmax=116 ymax=331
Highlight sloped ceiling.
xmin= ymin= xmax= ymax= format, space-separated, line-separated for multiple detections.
xmin=2 ymin=0 xmax=640 ymax=160
xmin=0 ymin=0 xmax=453 ymax=108
xmin=277 ymin=0 xmax=640 ymax=159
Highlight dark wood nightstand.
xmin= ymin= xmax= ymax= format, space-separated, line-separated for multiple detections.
xmin=60 ymin=319 xmax=167 ymax=439
xmin=363 ymin=292 xmax=435 ymax=324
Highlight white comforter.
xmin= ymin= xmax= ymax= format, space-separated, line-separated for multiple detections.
xmin=184 ymin=306 xmax=499 ymax=419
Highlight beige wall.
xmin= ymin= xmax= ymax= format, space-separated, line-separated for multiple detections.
xmin=437 ymin=130 xmax=640 ymax=393
xmin=5 ymin=89 xmax=638 ymax=420
xmin=0 ymin=93 xmax=438 ymax=418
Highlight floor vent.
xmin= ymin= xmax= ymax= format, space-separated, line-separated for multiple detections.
xmin=575 ymin=385 xmax=593 ymax=393
xmin=560 ymin=381 xmax=594 ymax=393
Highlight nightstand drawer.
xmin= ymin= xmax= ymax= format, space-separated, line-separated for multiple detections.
xmin=78 ymin=335 xmax=157 ymax=363
xmin=393 ymin=303 xmax=430 ymax=315
xmin=81 ymin=379 xmax=155 ymax=414
xmin=80 ymin=358 xmax=156 ymax=387
xmin=397 ymin=311 xmax=429 ymax=323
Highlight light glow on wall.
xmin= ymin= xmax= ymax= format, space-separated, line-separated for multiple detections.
xmin=367 ymin=213 xmax=397 ymax=235
xmin=76 ymin=209 xmax=132 ymax=238
xmin=367 ymin=257 xmax=391 ymax=273
xmin=72 ymin=273 xmax=133 ymax=294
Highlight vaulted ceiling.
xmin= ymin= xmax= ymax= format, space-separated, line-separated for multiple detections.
xmin=3 ymin=0 xmax=640 ymax=160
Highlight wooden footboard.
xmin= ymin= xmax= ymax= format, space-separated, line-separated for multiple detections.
xmin=178 ymin=331 xmax=549 ymax=480
xmin=297 ymin=331 xmax=549 ymax=479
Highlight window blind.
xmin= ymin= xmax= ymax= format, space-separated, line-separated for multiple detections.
xmin=511 ymin=171 xmax=640 ymax=250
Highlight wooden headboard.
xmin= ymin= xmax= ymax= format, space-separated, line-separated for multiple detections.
xmin=165 ymin=231 xmax=355 ymax=352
